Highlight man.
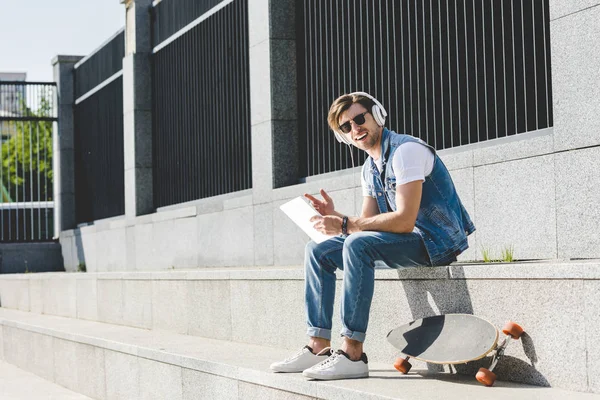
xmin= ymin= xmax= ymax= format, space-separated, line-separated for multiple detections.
xmin=271 ymin=92 xmax=475 ymax=380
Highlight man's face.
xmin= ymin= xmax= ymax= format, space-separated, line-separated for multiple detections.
xmin=338 ymin=103 xmax=382 ymax=152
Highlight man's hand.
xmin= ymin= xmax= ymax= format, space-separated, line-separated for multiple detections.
xmin=311 ymin=215 xmax=343 ymax=235
xmin=304 ymin=189 xmax=335 ymax=216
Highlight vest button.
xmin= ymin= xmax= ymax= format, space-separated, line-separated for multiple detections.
xmin=377 ymin=193 xmax=382 ymax=196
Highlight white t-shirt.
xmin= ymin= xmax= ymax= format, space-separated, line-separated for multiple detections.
xmin=362 ymin=142 xmax=435 ymax=197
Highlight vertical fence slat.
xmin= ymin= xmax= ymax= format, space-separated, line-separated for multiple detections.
xmin=298 ymin=0 xmax=553 ymax=178
xmin=151 ymin=0 xmax=251 ymax=208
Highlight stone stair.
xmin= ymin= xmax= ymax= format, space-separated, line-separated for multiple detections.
xmin=0 ymin=261 xmax=599 ymax=399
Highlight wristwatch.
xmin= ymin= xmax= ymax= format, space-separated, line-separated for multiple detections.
xmin=342 ymin=216 xmax=349 ymax=235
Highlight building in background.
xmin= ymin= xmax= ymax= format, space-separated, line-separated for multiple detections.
xmin=0 ymin=72 xmax=27 ymax=139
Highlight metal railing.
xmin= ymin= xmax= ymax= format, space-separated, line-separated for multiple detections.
xmin=152 ymin=0 xmax=223 ymax=47
xmin=151 ymin=0 xmax=251 ymax=208
xmin=0 ymin=82 xmax=56 ymax=242
xmin=298 ymin=0 xmax=553 ymax=177
xmin=73 ymin=30 xmax=125 ymax=224
xmin=75 ymin=29 xmax=125 ymax=99
xmin=74 ymin=78 xmax=125 ymax=224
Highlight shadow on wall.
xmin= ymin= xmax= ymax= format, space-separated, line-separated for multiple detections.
xmin=399 ymin=265 xmax=548 ymax=387
xmin=74 ymin=230 xmax=86 ymax=271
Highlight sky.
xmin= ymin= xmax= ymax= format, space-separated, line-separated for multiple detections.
xmin=0 ymin=1 xmax=126 ymax=82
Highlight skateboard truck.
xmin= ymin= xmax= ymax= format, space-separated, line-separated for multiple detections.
xmin=475 ymin=321 xmax=524 ymax=386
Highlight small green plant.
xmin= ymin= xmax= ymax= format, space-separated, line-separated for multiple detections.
xmin=481 ymin=247 xmax=493 ymax=263
xmin=501 ymin=245 xmax=515 ymax=262
xmin=77 ymin=262 xmax=87 ymax=272
xmin=480 ymin=244 xmax=516 ymax=263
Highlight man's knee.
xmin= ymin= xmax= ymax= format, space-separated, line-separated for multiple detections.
xmin=342 ymin=232 xmax=374 ymax=254
xmin=305 ymin=240 xmax=320 ymax=257
xmin=305 ymin=240 xmax=331 ymax=263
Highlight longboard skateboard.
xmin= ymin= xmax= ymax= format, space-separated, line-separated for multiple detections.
xmin=386 ymin=314 xmax=524 ymax=386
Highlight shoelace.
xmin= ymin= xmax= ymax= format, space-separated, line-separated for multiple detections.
xmin=315 ymin=353 xmax=340 ymax=369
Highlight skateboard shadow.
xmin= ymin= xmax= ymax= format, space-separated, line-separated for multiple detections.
xmin=399 ymin=268 xmax=474 ymax=374
xmin=453 ymin=354 xmax=550 ymax=387
xmin=397 ymin=266 xmax=548 ymax=386
xmin=369 ymin=367 xmax=548 ymax=387
xmin=399 ymin=266 xmax=475 ymax=319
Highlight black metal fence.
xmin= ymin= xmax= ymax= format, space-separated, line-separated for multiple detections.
xmin=152 ymin=0 xmax=251 ymax=208
xmin=298 ymin=0 xmax=553 ymax=177
xmin=152 ymin=0 xmax=224 ymax=46
xmin=73 ymin=30 xmax=125 ymax=224
xmin=75 ymin=30 xmax=125 ymax=99
xmin=0 ymin=82 xmax=56 ymax=242
xmin=74 ymin=78 xmax=125 ymax=224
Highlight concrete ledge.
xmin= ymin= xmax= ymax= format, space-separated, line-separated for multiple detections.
xmin=1 ymin=261 xmax=599 ymax=392
xmin=1 ymin=260 xmax=597 ymax=281
xmin=0 ymin=308 xmax=596 ymax=400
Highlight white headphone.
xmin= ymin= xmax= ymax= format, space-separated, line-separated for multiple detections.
xmin=333 ymin=91 xmax=388 ymax=144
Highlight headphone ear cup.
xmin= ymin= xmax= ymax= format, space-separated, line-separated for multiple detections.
xmin=372 ymin=105 xmax=385 ymax=126
xmin=334 ymin=130 xmax=350 ymax=144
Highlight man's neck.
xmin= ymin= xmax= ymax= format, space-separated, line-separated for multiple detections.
xmin=366 ymin=127 xmax=384 ymax=160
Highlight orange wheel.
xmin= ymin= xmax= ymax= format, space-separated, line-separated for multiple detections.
xmin=394 ymin=357 xmax=412 ymax=374
xmin=502 ymin=321 xmax=524 ymax=339
xmin=476 ymin=368 xmax=497 ymax=387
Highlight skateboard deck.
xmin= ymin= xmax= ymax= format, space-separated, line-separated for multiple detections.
xmin=386 ymin=314 xmax=498 ymax=364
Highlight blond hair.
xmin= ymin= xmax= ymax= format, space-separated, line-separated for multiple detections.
xmin=327 ymin=93 xmax=375 ymax=133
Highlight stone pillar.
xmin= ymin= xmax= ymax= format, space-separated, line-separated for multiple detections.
xmin=52 ymin=55 xmax=83 ymax=237
xmin=122 ymin=0 xmax=154 ymax=218
xmin=549 ymin=1 xmax=600 ymax=259
xmin=249 ymin=0 xmax=299 ymax=265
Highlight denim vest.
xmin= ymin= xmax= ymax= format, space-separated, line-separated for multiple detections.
xmin=361 ymin=128 xmax=476 ymax=265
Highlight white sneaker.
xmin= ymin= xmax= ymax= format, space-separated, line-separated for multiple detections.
xmin=270 ymin=346 xmax=333 ymax=373
xmin=302 ymin=350 xmax=369 ymax=380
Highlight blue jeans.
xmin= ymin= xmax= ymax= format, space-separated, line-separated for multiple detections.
xmin=304 ymin=231 xmax=432 ymax=343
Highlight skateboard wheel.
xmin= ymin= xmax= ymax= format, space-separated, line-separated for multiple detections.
xmin=394 ymin=357 xmax=412 ymax=374
xmin=502 ymin=321 xmax=524 ymax=339
xmin=476 ymin=368 xmax=497 ymax=387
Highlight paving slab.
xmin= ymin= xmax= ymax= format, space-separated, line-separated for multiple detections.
xmin=0 ymin=360 xmax=92 ymax=400
xmin=0 ymin=308 xmax=599 ymax=400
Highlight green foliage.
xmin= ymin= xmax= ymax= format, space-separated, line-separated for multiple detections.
xmin=1 ymin=97 xmax=54 ymax=202
xmin=501 ymin=245 xmax=515 ymax=262
xmin=481 ymin=247 xmax=492 ymax=263
xmin=480 ymin=244 xmax=516 ymax=263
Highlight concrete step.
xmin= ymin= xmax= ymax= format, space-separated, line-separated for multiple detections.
xmin=0 ymin=360 xmax=92 ymax=400
xmin=0 ymin=307 xmax=598 ymax=400
xmin=0 ymin=260 xmax=599 ymax=393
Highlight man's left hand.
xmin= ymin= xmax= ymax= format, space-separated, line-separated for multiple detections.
xmin=310 ymin=215 xmax=343 ymax=235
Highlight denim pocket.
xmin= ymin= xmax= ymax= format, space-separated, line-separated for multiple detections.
xmin=429 ymin=207 xmax=460 ymax=235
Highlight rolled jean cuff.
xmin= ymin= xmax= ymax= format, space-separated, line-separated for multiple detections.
xmin=307 ymin=327 xmax=332 ymax=340
xmin=340 ymin=328 xmax=366 ymax=343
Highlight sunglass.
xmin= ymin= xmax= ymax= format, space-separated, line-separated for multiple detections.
xmin=339 ymin=111 xmax=370 ymax=134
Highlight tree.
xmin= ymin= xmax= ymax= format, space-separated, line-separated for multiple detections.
xmin=1 ymin=96 xmax=53 ymax=203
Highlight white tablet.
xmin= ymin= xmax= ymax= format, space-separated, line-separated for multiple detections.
xmin=279 ymin=197 xmax=335 ymax=244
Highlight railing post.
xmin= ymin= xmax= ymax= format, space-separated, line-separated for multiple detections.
xmin=52 ymin=55 xmax=83 ymax=238
xmin=122 ymin=0 xmax=154 ymax=218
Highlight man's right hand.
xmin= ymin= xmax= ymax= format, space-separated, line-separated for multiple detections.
xmin=304 ymin=189 xmax=335 ymax=216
